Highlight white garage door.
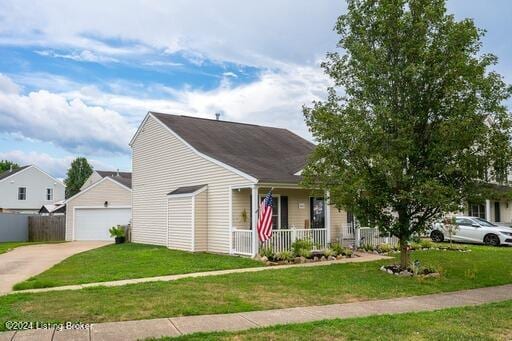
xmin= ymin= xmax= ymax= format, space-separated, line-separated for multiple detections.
xmin=75 ymin=208 xmax=131 ymax=241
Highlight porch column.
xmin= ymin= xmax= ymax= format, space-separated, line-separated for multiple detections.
xmin=325 ymin=191 xmax=331 ymax=244
xmin=251 ymin=185 xmax=259 ymax=257
xmin=485 ymin=199 xmax=491 ymax=221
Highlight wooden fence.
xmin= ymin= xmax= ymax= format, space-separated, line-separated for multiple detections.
xmin=28 ymin=215 xmax=66 ymax=241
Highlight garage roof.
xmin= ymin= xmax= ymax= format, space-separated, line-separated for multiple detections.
xmin=96 ymin=170 xmax=132 ymax=189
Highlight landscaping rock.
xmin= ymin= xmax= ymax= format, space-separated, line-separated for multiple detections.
xmin=328 ymin=256 xmax=336 ymax=261
xmin=336 ymin=255 xmax=343 ymax=260
xmin=313 ymin=256 xmax=319 ymax=262
xmin=320 ymin=256 xmax=326 ymax=261
xmin=260 ymin=256 xmax=268 ymax=262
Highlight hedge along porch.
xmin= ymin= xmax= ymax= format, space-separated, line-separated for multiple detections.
xmin=230 ymin=184 xmax=349 ymax=256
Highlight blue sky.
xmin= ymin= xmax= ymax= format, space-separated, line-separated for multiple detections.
xmin=0 ymin=0 xmax=510 ymax=178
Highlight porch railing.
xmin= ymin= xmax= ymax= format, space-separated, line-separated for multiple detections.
xmin=232 ymin=228 xmax=328 ymax=256
xmin=261 ymin=228 xmax=327 ymax=254
xmin=231 ymin=229 xmax=253 ymax=256
xmin=359 ymin=227 xmax=399 ymax=247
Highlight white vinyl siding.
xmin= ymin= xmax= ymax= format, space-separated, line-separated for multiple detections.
xmin=0 ymin=166 xmax=65 ymax=212
xmin=131 ymin=115 xmax=253 ymax=253
xmin=330 ymin=207 xmax=348 ymax=243
xmin=194 ymin=189 xmax=208 ymax=251
xmin=168 ymin=197 xmax=193 ymax=251
xmin=65 ymin=179 xmax=132 ymax=241
xmin=80 ymin=172 xmax=103 ymax=190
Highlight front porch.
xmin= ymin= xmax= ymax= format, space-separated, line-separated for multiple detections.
xmin=229 ymin=185 xmax=349 ymax=256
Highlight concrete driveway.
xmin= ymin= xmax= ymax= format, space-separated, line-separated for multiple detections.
xmin=0 ymin=241 xmax=109 ymax=294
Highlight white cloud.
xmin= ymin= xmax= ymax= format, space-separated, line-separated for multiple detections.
xmin=0 ymin=0 xmax=344 ymax=68
xmin=0 ymin=75 xmax=134 ymax=155
xmin=0 ymin=150 xmax=110 ymax=178
xmin=35 ymin=49 xmax=119 ymax=63
xmin=0 ymin=73 xmax=20 ymax=94
xmin=58 ymin=63 xmax=330 ymax=139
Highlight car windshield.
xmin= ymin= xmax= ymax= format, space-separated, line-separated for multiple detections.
xmin=474 ymin=218 xmax=497 ymax=227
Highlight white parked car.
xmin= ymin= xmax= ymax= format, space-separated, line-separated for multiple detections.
xmin=430 ymin=216 xmax=512 ymax=246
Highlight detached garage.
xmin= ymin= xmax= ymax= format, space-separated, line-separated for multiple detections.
xmin=65 ymin=175 xmax=132 ymax=241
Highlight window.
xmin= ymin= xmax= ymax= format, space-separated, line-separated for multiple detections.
xmin=18 ymin=187 xmax=26 ymax=200
xmin=46 ymin=188 xmax=53 ymax=201
xmin=455 ymin=218 xmax=473 ymax=226
xmin=469 ymin=203 xmax=486 ymax=219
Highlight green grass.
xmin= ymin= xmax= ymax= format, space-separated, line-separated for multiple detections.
xmin=164 ymin=300 xmax=512 ymax=340
xmin=0 ymin=241 xmax=63 ymax=255
xmin=14 ymin=243 xmax=262 ymax=290
xmin=0 ymin=245 xmax=511 ymax=330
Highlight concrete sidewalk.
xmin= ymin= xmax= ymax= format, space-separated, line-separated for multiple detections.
xmin=2 ymin=284 xmax=512 ymax=340
xmin=8 ymin=253 xmax=390 ymax=295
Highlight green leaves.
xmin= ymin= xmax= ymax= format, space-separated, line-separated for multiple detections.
xmin=64 ymin=157 xmax=93 ymax=198
xmin=303 ymin=0 xmax=512 ymax=241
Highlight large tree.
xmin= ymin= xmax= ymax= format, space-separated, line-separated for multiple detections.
xmin=302 ymin=0 xmax=512 ymax=267
xmin=0 ymin=160 xmax=19 ymax=173
xmin=64 ymin=157 xmax=93 ymax=198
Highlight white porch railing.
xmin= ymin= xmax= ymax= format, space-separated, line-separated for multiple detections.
xmin=232 ymin=228 xmax=328 ymax=256
xmin=359 ymin=227 xmax=399 ymax=247
xmin=260 ymin=228 xmax=327 ymax=254
xmin=232 ymin=229 xmax=253 ymax=256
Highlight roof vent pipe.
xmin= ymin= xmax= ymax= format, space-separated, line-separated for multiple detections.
xmin=215 ymin=112 xmax=220 ymax=121
xmin=9 ymin=165 xmax=13 ymax=172
xmin=116 ymin=168 xmax=120 ymax=176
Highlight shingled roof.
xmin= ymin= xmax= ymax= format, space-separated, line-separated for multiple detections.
xmin=0 ymin=165 xmax=30 ymax=182
xmin=96 ymin=170 xmax=132 ymax=189
xmin=150 ymin=112 xmax=315 ymax=183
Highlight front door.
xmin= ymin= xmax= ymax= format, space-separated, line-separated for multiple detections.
xmin=494 ymin=202 xmax=501 ymax=222
xmin=310 ymin=197 xmax=325 ymax=229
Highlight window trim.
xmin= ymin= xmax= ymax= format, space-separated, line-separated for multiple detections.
xmin=46 ymin=187 xmax=53 ymax=201
xmin=18 ymin=187 xmax=27 ymax=201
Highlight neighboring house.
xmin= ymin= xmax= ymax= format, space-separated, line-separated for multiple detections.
xmin=0 ymin=165 xmax=65 ymax=214
xmin=65 ymin=170 xmax=132 ymax=241
xmin=464 ymin=184 xmax=512 ymax=226
xmin=130 ymin=112 xmax=349 ymax=256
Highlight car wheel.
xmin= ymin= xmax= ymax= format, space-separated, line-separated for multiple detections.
xmin=484 ymin=234 xmax=500 ymax=246
xmin=431 ymin=230 xmax=444 ymax=243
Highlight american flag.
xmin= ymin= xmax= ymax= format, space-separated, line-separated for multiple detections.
xmin=257 ymin=191 xmax=273 ymax=242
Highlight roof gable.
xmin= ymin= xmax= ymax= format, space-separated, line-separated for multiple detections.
xmin=148 ymin=112 xmax=315 ymax=183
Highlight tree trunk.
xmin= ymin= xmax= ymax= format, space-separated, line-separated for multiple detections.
xmin=399 ymin=238 xmax=409 ymax=268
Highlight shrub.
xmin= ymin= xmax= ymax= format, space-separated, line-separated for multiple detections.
xmin=291 ymin=238 xmax=313 ymax=257
xmin=297 ymin=248 xmax=312 ymax=258
xmin=330 ymin=243 xmax=343 ymax=256
xmin=259 ymin=246 xmax=274 ymax=259
xmin=409 ymin=242 xmax=421 ymax=251
xmin=341 ymin=247 xmax=353 ymax=257
xmin=275 ymin=250 xmax=294 ymax=262
xmin=361 ymin=243 xmax=374 ymax=252
xmin=322 ymin=248 xmax=336 ymax=258
xmin=377 ymin=243 xmax=392 ymax=253
xmin=109 ymin=225 xmax=125 ymax=238
xmin=419 ymin=239 xmax=433 ymax=249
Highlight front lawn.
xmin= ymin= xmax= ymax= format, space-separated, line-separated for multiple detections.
xmin=167 ymin=300 xmax=512 ymax=340
xmin=1 ymin=245 xmax=511 ymax=330
xmin=14 ymin=243 xmax=262 ymax=290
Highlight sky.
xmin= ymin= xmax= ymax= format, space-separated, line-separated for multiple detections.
xmin=0 ymin=0 xmax=510 ymax=178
